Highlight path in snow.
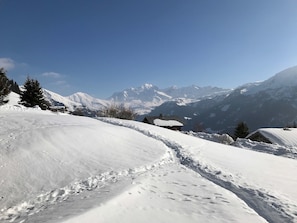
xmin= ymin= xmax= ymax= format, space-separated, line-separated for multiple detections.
xmin=0 ymin=111 xmax=172 ymax=222
xmin=1 ymin=111 xmax=296 ymax=223
xmin=100 ymin=118 xmax=297 ymax=223
xmin=62 ymin=163 xmax=266 ymax=223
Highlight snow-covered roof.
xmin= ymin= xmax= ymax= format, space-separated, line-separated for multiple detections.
xmin=248 ymin=128 xmax=297 ymax=147
xmin=153 ymin=118 xmax=183 ymax=127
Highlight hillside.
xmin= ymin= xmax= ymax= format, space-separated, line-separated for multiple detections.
xmin=0 ymin=96 xmax=297 ymax=223
xmin=149 ymin=66 xmax=297 ymax=134
xmin=108 ymin=84 xmax=230 ymax=114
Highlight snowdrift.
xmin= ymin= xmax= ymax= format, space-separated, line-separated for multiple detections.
xmin=0 ymin=98 xmax=297 ymax=223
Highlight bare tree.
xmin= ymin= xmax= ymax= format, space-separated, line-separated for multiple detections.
xmin=101 ymin=104 xmax=137 ymax=120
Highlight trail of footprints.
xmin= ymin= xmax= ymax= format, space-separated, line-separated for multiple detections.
xmin=129 ymin=164 xmax=230 ymax=206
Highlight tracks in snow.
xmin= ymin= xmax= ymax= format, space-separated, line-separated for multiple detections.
xmin=101 ymin=118 xmax=295 ymax=223
xmin=0 ymin=148 xmax=174 ymax=223
xmin=1 ymin=117 xmax=294 ymax=223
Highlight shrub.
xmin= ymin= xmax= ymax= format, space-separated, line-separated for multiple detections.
xmin=101 ymin=104 xmax=137 ymax=120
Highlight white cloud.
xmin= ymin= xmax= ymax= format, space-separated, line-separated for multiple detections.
xmin=41 ymin=72 xmax=62 ymax=78
xmin=54 ymin=80 xmax=67 ymax=85
xmin=0 ymin=58 xmax=15 ymax=70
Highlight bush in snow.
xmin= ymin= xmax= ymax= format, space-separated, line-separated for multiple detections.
xmin=101 ymin=104 xmax=137 ymax=120
xmin=0 ymin=68 xmax=11 ymax=105
xmin=20 ymin=77 xmax=50 ymax=110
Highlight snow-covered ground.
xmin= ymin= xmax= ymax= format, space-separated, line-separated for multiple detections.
xmin=1 ymin=93 xmax=297 ymax=223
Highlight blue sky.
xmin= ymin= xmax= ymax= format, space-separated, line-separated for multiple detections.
xmin=1 ymin=0 xmax=297 ymax=98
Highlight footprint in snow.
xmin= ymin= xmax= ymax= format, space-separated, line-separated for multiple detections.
xmin=183 ymin=194 xmax=192 ymax=197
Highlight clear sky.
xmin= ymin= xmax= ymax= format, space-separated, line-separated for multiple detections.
xmin=1 ymin=0 xmax=297 ymax=99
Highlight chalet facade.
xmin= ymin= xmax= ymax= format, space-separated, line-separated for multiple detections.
xmin=143 ymin=115 xmax=184 ymax=131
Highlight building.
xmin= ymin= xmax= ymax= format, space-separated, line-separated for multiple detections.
xmin=246 ymin=128 xmax=297 ymax=147
xmin=143 ymin=115 xmax=184 ymax=131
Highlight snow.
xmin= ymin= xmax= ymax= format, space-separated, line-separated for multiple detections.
xmin=67 ymin=92 xmax=109 ymax=110
xmin=63 ymin=163 xmax=266 ymax=223
xmin=153 ymin=119 xmax=183 ymax=127
xmin=247 ymin=128 xmax=297 ymax=148
xmin=240 ymin=88 xmax=247 ymax=94
xmin=261 ymin=66 xmax=297 ymax=89
xmin=239 ymin=66 xmax=297 ymax=95
xmin=142 ymin=83 xmax=153 ymax=89
xmin=155 ymin=90 xmax=172 ymax=99
xmin=233 ymin=138 xmax=297 ymax=159
xmin=108 ymin=84 xmax=230 ymax=115
xmin=185 ymin=131 xmax=234 ymax=145
xmin=1 ymin=93 xmax=297 ymax=223
xmin=43 ymin=89 xmax=81 ymax=111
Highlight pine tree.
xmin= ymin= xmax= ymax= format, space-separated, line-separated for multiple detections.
xmin=234 ymin=121 xmax=249 ymax=139
xmin=0 ymin=68 xmax=11 ymax=105
xmin=9 ymin=79 xmax=21 ymax=94
xmin=20 ymin=77 xmax=50 ymax=110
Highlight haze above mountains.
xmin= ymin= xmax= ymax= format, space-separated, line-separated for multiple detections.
xmin=44 ymin=66 xmax=297 ymax=134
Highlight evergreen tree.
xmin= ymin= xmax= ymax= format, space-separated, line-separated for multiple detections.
xmin=9 ymin=79 xmax=21 ymax=94
xmin=234 ymin=121 xmax=249 ymax=139
xmin=0 ymin=68 xmax=11 ymax=105
xmin=20 ymin=77 xmax=50 ymax=110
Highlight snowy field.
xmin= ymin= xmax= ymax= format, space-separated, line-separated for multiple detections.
xmin=1 ymin=94 xmax=297 ymax=223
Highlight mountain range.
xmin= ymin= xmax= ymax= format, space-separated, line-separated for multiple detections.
xmin=148 ymin=66 xmax=297 ymax=134
xmin=43 ymin=65 xmax=297 ymax=135
xmin=44 ymin=84 xmax=230 ymax=115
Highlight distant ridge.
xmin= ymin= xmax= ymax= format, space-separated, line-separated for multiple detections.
xmin=148 ymin=66 xmax=297 ymax=134
xmin=43 ymin=84 xmax=230 ymax=115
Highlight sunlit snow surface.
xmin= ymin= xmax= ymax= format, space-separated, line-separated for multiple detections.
xmin=0 ymin=94 xmax=297 ymax=223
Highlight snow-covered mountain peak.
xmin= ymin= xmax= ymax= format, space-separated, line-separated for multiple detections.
xmin=68 ymin=92 xmax=94 ymax=101
xmin=141 ymin=83 xmax=154 ymax=90
xmin=43 ymin=89 xmax=81 ymax=111
xmin=107 ymin=84 xmax=230 ymax=115
xmin=236 ymin=65 xmax=297 ymax=95
xmin=263 ymin=65 xmax=297 ymax=88
xmin=67 ymin=92 xmax=109 ymax=110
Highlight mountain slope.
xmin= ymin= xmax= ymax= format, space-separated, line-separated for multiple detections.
xmin=43 ymin=84 xmax=230 ymax=116
xmin=67 ymin=92 xmax=110 ymax=110
xmin=243 ymin=65 xmax=297 ymax=94
xmin=43 ymin=89 xmax=81 ymax=111
xmin=109 ymin=84 xmax=230 ymax=115
xmin=1 ymin=104 xmax=296 ymax=222
xmin=149 ymin=66 xmax=297 ymax=134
